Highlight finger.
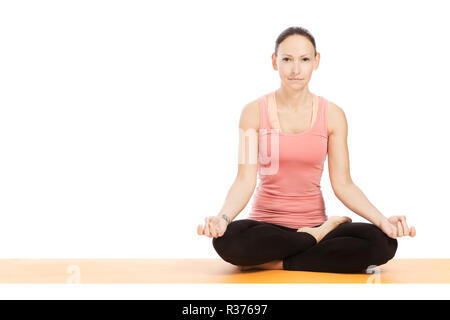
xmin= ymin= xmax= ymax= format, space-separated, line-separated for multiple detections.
xmin=208 ymin=219 xmax=215 ymax=237
xmin=397 ymin=221 xmax=403 ymax=237
xmin=212 ymin=224 xmax=219 ymax=238
xmin=212 ymin=225 xmax=219 ymax=238
xmin=209 ymin=221 xmax=217 ymax=237
xmin=388 ymin=227 xmax=396 ymax=239
xmin=197 ymin=224 xmax=204 ymax=235
xmin=207 ymin=217 xmax=215 ymax=237
xmin=400 ymin=217 xmax=409 ymax=237
xmin=209 ymin=219 xmax=217 ymax=238
xmin=410 ymin=226 xmax=416 ymax=237
xmin=391 ymin=224 xmax=397 ymax=238
xmin=204 ymin=220 xmax=211 ymax=237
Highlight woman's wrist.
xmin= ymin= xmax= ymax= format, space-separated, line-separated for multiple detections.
xmin=376 ymin=215 xmax=389 ymax=228
xmin=219 ymin=214 xmax=231 ymax=225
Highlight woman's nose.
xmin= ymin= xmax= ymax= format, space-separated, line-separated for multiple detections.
xmin=293 ymin=61 xmax=302 ymax=73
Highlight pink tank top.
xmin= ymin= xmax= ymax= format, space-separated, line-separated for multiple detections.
xmin=247 ymin=90 xmax=329 ymax=229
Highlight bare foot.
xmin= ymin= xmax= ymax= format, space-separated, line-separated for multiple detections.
xmin=297 ymin=216 xmax=352 ymax=243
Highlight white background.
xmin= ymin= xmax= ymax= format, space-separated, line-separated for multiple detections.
xmin=1 ymin=0 xmax=449 ymax=266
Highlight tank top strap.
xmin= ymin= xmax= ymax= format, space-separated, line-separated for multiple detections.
xmin=316 ymin=96 xmax=328 ymax=137
xmin=259 ymin=92 xmax=328 ymax=137
xmin=258 ymin=94 xmax=271 ymax=130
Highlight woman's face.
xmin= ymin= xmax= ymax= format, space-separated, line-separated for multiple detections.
xmin=272 ymin=35 xmax=320 ymax=89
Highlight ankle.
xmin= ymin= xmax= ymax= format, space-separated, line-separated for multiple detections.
xmin=298 ymin=227 xmax=321 ymax=243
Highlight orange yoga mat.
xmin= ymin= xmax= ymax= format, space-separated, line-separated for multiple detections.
xmin=0 ymin=258 xmax=448 ymax=284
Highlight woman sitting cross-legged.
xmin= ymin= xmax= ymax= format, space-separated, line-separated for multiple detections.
xmin=197 ymin=26 xmax=416 ymax=274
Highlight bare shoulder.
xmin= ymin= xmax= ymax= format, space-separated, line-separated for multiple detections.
xmin=239 ymin=98 xmax=260 ymax=131
xmin=237 ymin=98 xmax=260 ymax=182
xmin=326 ymin=100 xmax=348 ymax=136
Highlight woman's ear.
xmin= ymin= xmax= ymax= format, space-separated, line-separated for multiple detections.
xmin=271 ymin=53 xmax=278 ymax=71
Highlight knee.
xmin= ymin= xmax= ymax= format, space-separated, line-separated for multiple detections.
xmin=369 ymin=230 xmax=398 ymax=265
xmin=211 ymin=221 xmax=243 ymax=262
xmin=212 ymin=235 xmax=246 ymax=265
xmin=351 ymin=223 xmax=398 ymax=267
xmin=212 ymin=235 xmax=229 ymax=257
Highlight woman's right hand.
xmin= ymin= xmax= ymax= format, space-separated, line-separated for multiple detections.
xmin=379 ymin=215 xmax=416 ymax=239
xmin=197 ymin=216 xmax=228 ymax=238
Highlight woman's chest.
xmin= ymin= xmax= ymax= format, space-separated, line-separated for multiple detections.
xmin=258 ymin=130 xmax=327 ymax=164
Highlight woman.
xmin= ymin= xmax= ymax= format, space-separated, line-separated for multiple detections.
xmin=197 ymin=26 xmax=416 ymax=274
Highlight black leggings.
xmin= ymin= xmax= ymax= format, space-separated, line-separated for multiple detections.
xmin=212 ymin=219 xmax=398 ymax=274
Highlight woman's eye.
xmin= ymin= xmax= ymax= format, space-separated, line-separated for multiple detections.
xmin=283 ymin=58 xmax=310 ymax=61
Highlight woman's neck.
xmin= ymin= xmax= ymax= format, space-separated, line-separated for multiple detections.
xmin=276 ymin=87 xmax=313 ymax=112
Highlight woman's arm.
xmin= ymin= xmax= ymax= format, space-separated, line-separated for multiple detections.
xmin=326 ymin=102 xmax=388 ymax=228
xmin=216 ymin=177 xmax=256 ymax=223
xmin=215 ymin=100 xmax=260 ymax=223
xmin=199 ymin=100 xmax=260 ymax=238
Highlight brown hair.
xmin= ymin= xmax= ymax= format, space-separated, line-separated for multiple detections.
xmin=274 ymin=26 xmax=317 ymax=57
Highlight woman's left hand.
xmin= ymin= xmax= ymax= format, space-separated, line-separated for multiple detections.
xmin=379 ymin=215 xmax=416 ymax=239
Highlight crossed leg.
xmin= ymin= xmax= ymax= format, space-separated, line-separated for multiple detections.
xmin=212 ymin=219 xmax=398 ymax=274
xmin=212 ymin=219 xmax=317 ymax=267
xmin=282 ymin=222 xmax=398 ymax=273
